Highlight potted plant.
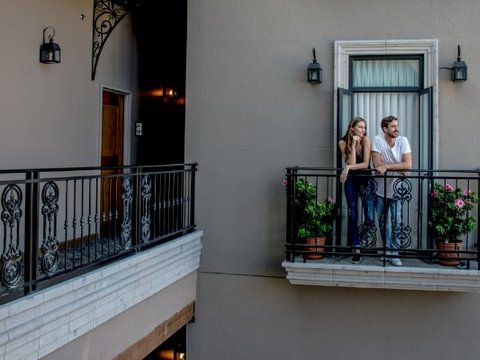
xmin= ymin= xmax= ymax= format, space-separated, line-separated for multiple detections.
xmin=428 ymin=182 xmax=480 ymax=265
xmin=294 ymin=179 xmax=336 ymax=260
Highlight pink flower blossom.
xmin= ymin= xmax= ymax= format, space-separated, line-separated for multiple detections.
xmin=464 ymin=189 xmax=472 ymax=196
xmin=327 ymin=196 xmax=333 ymax=204
xmin=282 ymin=179 xmax=288 ymax=187
xmin=455 ymin=198 xmax=465 ymax=208
xmin=431 ymin=191 xmax=438 ymax=198
xmin=444 ymin=184 xmax=454 ymax=192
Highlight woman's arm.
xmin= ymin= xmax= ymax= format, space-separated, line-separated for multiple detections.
xmin=339 ymin=137 xmax=371 ymax=182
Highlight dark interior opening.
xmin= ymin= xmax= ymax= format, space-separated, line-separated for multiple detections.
xmin=133 ymin=0 xmax=187 ymax=165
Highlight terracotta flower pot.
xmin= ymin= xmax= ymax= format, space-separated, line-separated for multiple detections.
xmin=436 ymin=240 xmax=463 ymax=266
xmin=305 ymin=236 xmax=326 ymax=260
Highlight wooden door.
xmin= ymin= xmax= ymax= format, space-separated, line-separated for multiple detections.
xmin=101 ymin=90 xmax=125 ymax=237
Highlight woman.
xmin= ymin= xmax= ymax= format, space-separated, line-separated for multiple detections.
xmin=338 ymin=117 xmax=374 ymax=264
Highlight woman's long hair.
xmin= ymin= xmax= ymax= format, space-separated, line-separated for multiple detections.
xmin=341 ymin=117 xmax=367 ymax=161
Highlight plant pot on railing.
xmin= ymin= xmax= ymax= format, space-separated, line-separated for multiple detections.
xmin=436 ymin=240 xmax=463 ymax=266
xmin=428 ymin=183 xmax=480 ymax=266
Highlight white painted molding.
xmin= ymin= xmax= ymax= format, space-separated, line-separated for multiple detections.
xmin=282 ymin=259 xmax=480 ymax=292
xmin=333 ymin=39 xmax=439 ymax=167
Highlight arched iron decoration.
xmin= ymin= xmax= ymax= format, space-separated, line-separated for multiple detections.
xmin=1 ymin=184 xmax=23 ymax=288
xmin=92 ymin=0 xmax=144 ymax=80
xmin=41 ymin=182 xmax=60 ymax=275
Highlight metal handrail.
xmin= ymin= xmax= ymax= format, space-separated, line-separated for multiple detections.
xmin=0 ymin=163 xmax=197 ymax=304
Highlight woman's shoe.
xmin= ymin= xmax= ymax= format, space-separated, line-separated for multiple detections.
xmin=351 ymin=254 xmax=361 ymax=264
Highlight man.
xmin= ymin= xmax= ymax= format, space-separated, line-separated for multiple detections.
xmin=372 ymin=116 xmax=412 ymax=266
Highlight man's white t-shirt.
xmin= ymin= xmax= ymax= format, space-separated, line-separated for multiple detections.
xmin=372 ymin=135 xmax=412 ymax=199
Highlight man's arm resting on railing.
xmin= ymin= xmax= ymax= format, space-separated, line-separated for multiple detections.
xmin=372 ymin=152 xmax=412 ymax=175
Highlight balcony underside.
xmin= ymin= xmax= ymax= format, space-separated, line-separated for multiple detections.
xmin=282 ymin=256 xmax=480 ymax=292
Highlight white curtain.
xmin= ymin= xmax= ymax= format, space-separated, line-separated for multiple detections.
xmin=341 ymin=59 xmax=422 ymax=249
xmin=354 ymin=92 xmax=418 ymax=168
xmin=350 ymin=58 xmax=420 ymax=168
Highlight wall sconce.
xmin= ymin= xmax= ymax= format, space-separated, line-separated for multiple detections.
xmin=441 ymin=45 xmax=467 ymax=82
xmin=451 ymin=45 xmax=467 ymax=81
xmin=39 ymin=26 xmax=61 ymax=64
xmin=307 ymin=48 xmax=322 ymax=84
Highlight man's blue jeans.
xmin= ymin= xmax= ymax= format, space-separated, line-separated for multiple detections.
xmin=344 ymin=175 xmax=375 ymax=247
xmin=376 ymin=195 xmax=402 ymax=255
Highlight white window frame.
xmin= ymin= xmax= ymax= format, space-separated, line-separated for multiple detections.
xmin=333 ymin=39 xmax=439 ymax=167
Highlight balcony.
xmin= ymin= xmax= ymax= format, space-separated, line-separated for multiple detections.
xmin=282 ymin=167 xmax=480 ymax=292
xmin=0 ymin=164 xmax=202 ymax=359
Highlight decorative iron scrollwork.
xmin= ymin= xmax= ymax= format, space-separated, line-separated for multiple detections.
xmin=121 ymin=176 xmax=133 ymax=248
xmin=1 ymin=184 xmax=23 ymax=288
xmin=141 ymin=175 xmax=152 ymax=242
xmin=359 ymin=178 xmax=377 ymax=247
xmin=91 ymin=0 xmax=144 ymax=80
xmin=41 ymin=182 xmax=60 ymax=275
xmin=392 ymin=178 xmax=412 ymax=248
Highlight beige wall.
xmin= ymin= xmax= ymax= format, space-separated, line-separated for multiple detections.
xmin=0 ymin=0 xmax=138 ymax=169
xmin=186 ymin=0 xmax=480 ymax=359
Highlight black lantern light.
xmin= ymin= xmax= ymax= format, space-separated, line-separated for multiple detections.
xmin=307 ymin=48 xmax=322 ymax=84
xmin=40 ymin=26 xmax=61 ymax=64
xmin=451 ymin=45 xmax=467 ymax=81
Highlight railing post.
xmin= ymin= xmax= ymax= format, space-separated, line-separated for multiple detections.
xmin=477 ymin=170 xmax=480 ymax=270
xmin=24 ymin=171 xmax=39 ymax=294
xmin=134 ymin=166 xmax=143 ymax=250
xmin=190 ymin=164 xmax=196 ymax=229
xmin=285 ymin=168 xmax=296 ymax=262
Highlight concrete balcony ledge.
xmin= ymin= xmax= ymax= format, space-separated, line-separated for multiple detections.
xmin=0 ymin=230 xmax=203 ymax=360
xmin=282 ymin=256 xmax=480 ymax=292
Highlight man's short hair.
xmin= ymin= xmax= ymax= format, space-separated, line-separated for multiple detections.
xmin=381 ymin=116 xmax=398 ymax=130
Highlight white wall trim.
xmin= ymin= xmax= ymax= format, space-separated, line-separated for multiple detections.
xmin=282 ymin=258 xmax=480 ymax=292
xmin=333 ymin=39 xmax=439 ymax=167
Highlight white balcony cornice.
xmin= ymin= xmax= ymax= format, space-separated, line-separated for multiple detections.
xmin=0 ymin=230 xmax=203 ymax=360
xmin=282 ymin=259 xmax=480 ymax=292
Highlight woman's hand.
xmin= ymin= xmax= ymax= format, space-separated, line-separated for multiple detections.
xmin=340 ymin=166 xmax=349 ymax=183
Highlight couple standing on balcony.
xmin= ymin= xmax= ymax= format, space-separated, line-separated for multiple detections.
xmin=338 ymin=116 xmax=412 ymax=266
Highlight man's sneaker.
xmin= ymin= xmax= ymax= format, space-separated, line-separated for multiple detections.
xmin=390 ymin=258 xmax=402 ymax=266
xmin=351 ymin=254 xmax=361 ymax=264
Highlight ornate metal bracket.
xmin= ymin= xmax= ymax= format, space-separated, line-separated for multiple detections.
xmin=91 ymin=0 xmax=143 ymax=80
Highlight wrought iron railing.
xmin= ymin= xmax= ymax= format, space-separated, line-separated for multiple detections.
xmin=285 ymin=167 xmax=480 ymax=269
xmin=0 ymin=163 xmax=197 ymax=304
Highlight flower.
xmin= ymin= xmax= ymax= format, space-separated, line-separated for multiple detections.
xmin=428 ymin=183 xmax=480 ymax=242
xmin=294 ymin=179 xmax=336 ymax=238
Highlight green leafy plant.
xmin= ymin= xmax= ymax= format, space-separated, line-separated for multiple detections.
xmin=294 ymin=179 xmax=336 ymax=238
xmin=428 ymin=183 xmax=480 ymax=243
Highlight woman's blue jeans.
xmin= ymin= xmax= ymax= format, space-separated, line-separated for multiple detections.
xmin=375 ymin=195 xmax=402 ymax=255
xmin=344 ymin=175 xmax=375 ymax=247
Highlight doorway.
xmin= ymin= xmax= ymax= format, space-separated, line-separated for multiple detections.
xmin=334 ymin=40 xmax=438 ymax=250
xmin=101 ymin=89 xmax=126 ymax=238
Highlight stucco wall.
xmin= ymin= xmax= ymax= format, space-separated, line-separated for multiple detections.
xmin=0 ymin=0 xmax=138 ymax=169
xmin=185 ymin=0 xmax=480 ymax=359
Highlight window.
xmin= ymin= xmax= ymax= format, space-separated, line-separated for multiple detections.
xmin=334 ymin=39 xmax=438 ymax=169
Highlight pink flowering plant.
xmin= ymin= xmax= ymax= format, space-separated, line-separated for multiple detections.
xmin=292 ymin=179 xmax=336 ymax=238
xmin=428 ymin=183 xmax=480 ymax=243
